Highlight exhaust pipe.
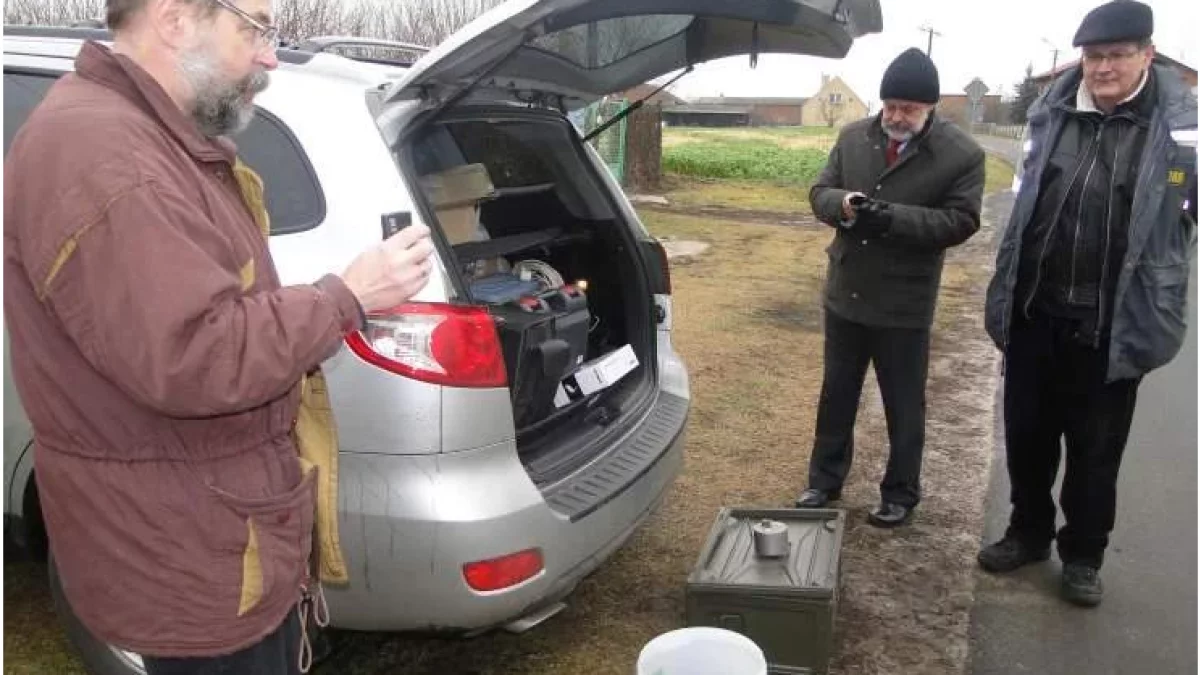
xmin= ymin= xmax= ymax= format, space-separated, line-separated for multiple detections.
xmin=502 ymin=601 xmax=567 ymax=634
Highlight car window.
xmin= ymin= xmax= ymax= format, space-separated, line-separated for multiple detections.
xmin=235 ymin=110 xmax=327 ymax=235
xmin=3 ymin=71 xmax=56 ymax=155
xmin=3 ymin=70 xmax=325 ymax=236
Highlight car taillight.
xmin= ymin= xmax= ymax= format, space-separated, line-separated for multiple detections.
xmin=463 ymin=549 xmax=544 ymax=592
xmin=345 ymin=303 xmax=507 ymax=388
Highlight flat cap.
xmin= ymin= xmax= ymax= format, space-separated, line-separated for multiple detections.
xmin=1073 ymin=0 xmax=1153 ymax=47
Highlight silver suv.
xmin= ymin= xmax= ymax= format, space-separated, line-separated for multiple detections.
xmin=3 ymin=1 xmax=879 ymax=672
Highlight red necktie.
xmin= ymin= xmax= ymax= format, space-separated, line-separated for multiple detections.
xmin=886 ymin=139 xmax=901 ymax=167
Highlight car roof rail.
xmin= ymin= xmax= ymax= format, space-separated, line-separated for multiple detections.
xmin=291 ymin=36 xmax=429 ymax=67
xmin=3 ymin=24 xmax=112 ymax=41
xmin=3 ymin=24 xmax=318 ymax=64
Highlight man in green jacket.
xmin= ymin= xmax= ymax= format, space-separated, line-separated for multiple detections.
xmin=795 ymin=48 xmax=986 ymax=528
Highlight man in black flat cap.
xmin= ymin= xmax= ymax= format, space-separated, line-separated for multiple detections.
xmin=796 ymin=48 xmax=985 ymax=528
xmin=980 ymin=0 xmax=1197 ymax=606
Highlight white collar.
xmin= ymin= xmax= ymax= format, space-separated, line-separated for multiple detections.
xmin=1077 ymin=69 xmax=1149 ymax=113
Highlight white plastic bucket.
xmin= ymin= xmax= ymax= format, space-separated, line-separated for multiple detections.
xmin=636 ymin=627 xmax=767 ymax=675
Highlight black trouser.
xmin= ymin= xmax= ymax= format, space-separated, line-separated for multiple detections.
xmin=143 ymin=609 xmax=302 ymax=675
xmin=808 ymin=308 xmax=930 ymax=507
xmin=1003 ymin=312 xmax=1141 ymax=569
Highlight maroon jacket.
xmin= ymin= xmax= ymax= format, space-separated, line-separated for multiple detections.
xmin=3 ymin=42 xmax=362 ymax=656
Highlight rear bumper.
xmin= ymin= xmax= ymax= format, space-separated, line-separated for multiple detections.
xmin=324 ymin=391 xmax=688 ymax=632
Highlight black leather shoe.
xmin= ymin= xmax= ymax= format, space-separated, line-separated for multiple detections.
xmin=1061 ymin=563 xmax=1103 ymax=607
xmin=977 ymin=536 xmax=1051 ymax=573
xmin=867 ymin=502 xmax=912 ymax=528
xmin=794 ymin=488 xmax=841 ymax=508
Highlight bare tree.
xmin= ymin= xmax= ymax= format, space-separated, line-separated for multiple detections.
xmin=5 ymin=0 xmax=506 ymax=48
xmin=275 ymin=0 xmax=505 ymax=49
xmin=819 ymin=96 xmax=845 ymax=128
xmin=5 ymin=0 xmax=102 ymax=26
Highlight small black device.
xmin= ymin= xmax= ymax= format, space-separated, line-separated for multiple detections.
xmin=381 ymin=211 xmax=412 ymax=239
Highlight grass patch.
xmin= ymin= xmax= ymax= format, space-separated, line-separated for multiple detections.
xmin=661 ymin=127 xmax=835 ymax=183
xmin=4 ymin=560 xmax=86 ymax=675
xmin=984 ymin=153 xmax=1015 ymax=196
xmin=658 ymin=175 xmax=813 ymax=216
xmin=660 ymin=127 xmax=1013 ymax=201
xmin=663 ymin=140 xmax=828 ymax=182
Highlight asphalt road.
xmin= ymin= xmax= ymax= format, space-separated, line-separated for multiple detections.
xmin=973 ymin=135 xmax=1023 ymax=167
xmin=967 ymin=174 xmax=1198 ymax=675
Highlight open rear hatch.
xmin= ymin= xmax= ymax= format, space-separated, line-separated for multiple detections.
xmin=372 ymin=0 xmax=881 ymax=480
xmin=376 ymin=0 xmax=882 ymax=124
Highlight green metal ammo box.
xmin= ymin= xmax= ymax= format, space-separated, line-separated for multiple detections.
xmin=685 ymin=507 xmax=845 ymax=675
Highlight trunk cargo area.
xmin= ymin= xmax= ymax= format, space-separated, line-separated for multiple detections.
xmin=405 ymin=108 xmax=656 ymax=483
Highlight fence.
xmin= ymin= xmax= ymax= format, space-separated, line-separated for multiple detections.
xmin=972 ymin=123 xmax=1024 ymax=139
xmin=579 ymin=99 xmax=629 ymax=183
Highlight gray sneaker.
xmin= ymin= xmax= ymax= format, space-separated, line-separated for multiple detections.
xmin=1061 ymin=563 xmax=1103 ymax=607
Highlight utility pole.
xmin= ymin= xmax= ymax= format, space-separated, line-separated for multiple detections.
xmin=918 ymin=24 xmax=942 ymax=57
xmin=1042 ymin=38 xmax=1061 ymax=80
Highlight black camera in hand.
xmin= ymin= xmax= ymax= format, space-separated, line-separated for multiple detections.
xmin=845 ymin=194 xmax=893 ymax=238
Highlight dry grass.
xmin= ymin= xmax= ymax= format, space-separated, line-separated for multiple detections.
xmin=3 ymin=557 xmax=86 ymax=675
xmin=657 ymin=174 xmax=815 ymax=220
xmin=983 ymin=154 xmax=1015 ymax=198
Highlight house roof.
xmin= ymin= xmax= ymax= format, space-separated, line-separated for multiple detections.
xmin=689 ymin=96 xmax=809 ymax=107
xmin=811 ymin=75 xmax=863 ymax=102
xmin=663 ymin=105 xmax=751 ymax=115
xmin=616 ymin=83 xmax=685 ymax=106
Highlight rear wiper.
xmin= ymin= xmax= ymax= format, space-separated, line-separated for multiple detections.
xmin=582 ymin=65 xmax=693 ymax=144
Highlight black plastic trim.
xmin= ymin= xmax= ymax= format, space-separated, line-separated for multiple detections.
xmin=543 ymin=391 xmax=687 ymax=522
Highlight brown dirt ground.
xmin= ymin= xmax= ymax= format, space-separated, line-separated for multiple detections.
xmin=3 ymin=169 xmax=1007 ymax=675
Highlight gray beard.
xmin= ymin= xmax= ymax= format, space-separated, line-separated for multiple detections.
xmin=178 ymin=47 xmax=268 ymax=138
xmin=881 ymin=119 xmax=916 ymax=142
xmin=880 ymin=112 xmax=930 ymax=143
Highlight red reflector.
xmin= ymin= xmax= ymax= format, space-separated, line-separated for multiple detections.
xmin=463 ymin=549 xmax=544 ymax=592
xmin=345 ymin=303 xmax=507 ymax=388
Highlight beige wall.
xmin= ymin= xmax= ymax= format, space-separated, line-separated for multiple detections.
xmin=801 ymin=76 xmax=868 ymax=127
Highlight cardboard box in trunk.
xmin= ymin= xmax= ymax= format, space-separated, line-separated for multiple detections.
xmin=420 ymin=162 xmax=496 ymax=244
xmin=420 ymin=163 xmax=510 ymax=278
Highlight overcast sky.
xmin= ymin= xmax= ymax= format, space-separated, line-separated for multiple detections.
xmin=661 ymin=0 xmax=1197 ymax=107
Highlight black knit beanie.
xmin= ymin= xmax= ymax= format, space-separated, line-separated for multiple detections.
xmin=879 ymin=48 xmax=940 ymax=104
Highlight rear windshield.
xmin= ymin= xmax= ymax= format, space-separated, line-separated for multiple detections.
xmin=529 ymin=15 xmax=693 ymax=69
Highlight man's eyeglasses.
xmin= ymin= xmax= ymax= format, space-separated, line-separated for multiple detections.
xmin=210 ymin=0 xmax=280 ymax=51
xmin=1082 ymin=48 xmax=1142 ymax=66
